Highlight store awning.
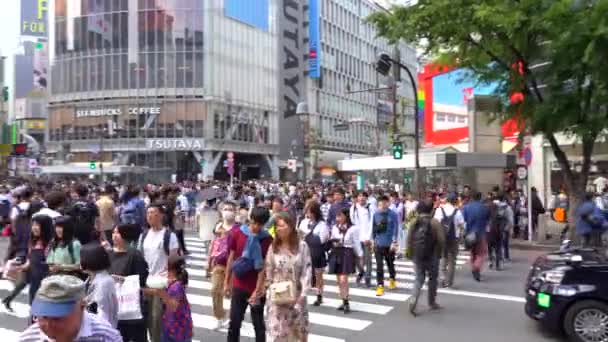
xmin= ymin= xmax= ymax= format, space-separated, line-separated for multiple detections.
xmin=338 ymin=151 xmax=516 ymax=172
xmin=40 ymin=163 xmax=148 ymax=175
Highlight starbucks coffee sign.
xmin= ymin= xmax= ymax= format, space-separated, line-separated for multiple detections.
xmin=146 ymin=139 xmax=205 ymax=151
xmin=76 ymin=107 xmax=161 ymax=118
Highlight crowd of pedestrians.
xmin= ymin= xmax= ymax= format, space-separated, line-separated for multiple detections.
xmin=0 ymin=179 xmax=602 ymax=341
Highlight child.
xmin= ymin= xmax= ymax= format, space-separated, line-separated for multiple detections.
xmin=149 ymin=255 xmax=193 ymax=342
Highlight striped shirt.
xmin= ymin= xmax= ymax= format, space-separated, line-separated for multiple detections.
xmin=18 ymin=311 xmax=123 ymax=342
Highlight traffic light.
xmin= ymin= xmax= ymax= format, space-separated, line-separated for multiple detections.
xmin=375 ymin=53 xmax=392 ymax=76
xmin=89 ymin=161 xmax=97 ymax=170
xmin=2 ymin=87 xmax=8 ymax=102
xmin=392 ymin=141 xmax=403 ymax=160
xmin=200 ymin=159 xmax=206 ymax=168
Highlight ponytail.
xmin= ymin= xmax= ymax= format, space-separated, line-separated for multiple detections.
xmin=177 ymin=268 xmax=189 ymax=287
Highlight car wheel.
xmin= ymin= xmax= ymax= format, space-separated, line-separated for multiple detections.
xmin=564 ymin=300 xmax=608 ymax=342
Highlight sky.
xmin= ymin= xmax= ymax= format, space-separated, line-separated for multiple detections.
xmin=0 ymin=1 xmax=22 ymax=57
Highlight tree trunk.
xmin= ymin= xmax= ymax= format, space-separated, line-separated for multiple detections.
xmin=546 ymin=132 xmax=596 ymax=241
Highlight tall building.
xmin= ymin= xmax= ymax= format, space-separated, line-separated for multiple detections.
xmin=280 ymin=0 xmax=417 ymax=180
xmin=46 ymin=0 xmax=280 ymax=182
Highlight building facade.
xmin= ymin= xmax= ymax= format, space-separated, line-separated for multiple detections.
xmin=46 ymin=0 xmax=280 ymax=182
xmin=299 ymin=0 xmax=417 ymax=179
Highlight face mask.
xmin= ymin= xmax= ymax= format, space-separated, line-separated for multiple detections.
xmin=223 ymin=211 xmax=236 ymax=222
xmin=236 ymin=214 xmax=247 ymax=223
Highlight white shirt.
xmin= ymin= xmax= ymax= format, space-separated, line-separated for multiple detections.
xmin=140 ymin=227 xmax=179 ymax=275
xmin=433 ymin=203 xmax=465 ymax=238
xmin=330 ymin=225 xmax=358 ymax=249
xmin=33 ymin=207 xmax=62 ymax=219
xmin=350 ymin=203 xmax=374 ymax=242
xmin=177 ymin=194 xmax=190 ymax=212
xmin=298 ymin=218 xmax=330 ymax=244
xmin=405 ymin=200 xmax=419 ymax=217
xmin=594 ymin=177 xmax=608 ymax=194
xmin=10 ymin=202 xmax=30 ymax=221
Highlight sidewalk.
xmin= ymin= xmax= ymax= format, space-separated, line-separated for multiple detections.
xmin=510 ymin=238 xmax=559 ymax=252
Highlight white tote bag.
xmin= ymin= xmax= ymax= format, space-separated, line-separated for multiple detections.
xmin=115 ymin=275 xmax=143 ymax=320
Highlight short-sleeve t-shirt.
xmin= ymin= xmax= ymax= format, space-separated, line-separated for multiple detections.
xmin=47 ymin=240 xmax=81 ymax=266
xmin=141 ymin=228 xmax=179 ymax=275
xmin=162 ymin=281 xmax=193 ymax=341
xmin=228 ymin=229 xmax=272 ymax=293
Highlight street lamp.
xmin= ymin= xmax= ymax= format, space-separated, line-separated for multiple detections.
xmin=375 ymin=52 xmax=423 ymax=195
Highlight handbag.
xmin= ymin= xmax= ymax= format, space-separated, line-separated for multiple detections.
xmin=115 ymin=275 xmax=143 ymax=320
xmin=464 ymin=231 xmax=478 ymax=250
xmin=268 ymin=254 xmax=297 ymax=306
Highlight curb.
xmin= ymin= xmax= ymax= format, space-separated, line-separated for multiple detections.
xmin=510 ymin=241 xmax=559 ymax=252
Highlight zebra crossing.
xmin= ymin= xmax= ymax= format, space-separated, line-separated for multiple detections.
xmin=0 ymin=236 xmax=471 ymax=341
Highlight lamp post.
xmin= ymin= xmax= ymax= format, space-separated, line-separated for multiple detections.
xmin=375 ymin=52 xmax=423 ymax=195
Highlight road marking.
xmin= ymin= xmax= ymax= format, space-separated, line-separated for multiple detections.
xmin=191 ymin=313 xmax=345 ymax=342
xmin=437 ymin=288 xmax=526 ymax=303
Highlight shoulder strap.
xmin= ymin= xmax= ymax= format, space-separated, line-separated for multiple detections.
xmin=163 ymin=229 xmax=171 ymax=256
xmin=139 ymin=230 xmax=148 ymax=252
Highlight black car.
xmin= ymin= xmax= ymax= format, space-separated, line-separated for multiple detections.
xmin=525 ymin=248 xmax=608 ymax=342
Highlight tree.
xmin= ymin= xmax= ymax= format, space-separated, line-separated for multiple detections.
xmin=368 ymin=0 xmax=608 ymax=234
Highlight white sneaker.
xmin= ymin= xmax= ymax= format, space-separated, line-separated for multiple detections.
xmin=221 ymin=319 xmax=230 ymax=328
xmin=214 ymin=319 xmax=223 ymax=330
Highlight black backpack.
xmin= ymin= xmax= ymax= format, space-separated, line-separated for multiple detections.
xmin=0 ymin=199 xmax=11 ymax=218
xmin=440 ymin=207 xmax=457 ymax=241
xmin=412 ymin=216 xmax=435 ymax=261
xmin=67 ymin=201 xmax=97 ymax=245
xmin=490 ymin=205 xmax=509 ymax=241
xmin=13 ymin=206 xmax=32 ymax=258
xmin=139 ymin=228 xmax=172 ymax=256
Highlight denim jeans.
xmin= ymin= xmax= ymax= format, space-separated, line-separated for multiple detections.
xmin=358 ymin=242 xmax=373 ymax=282
xmin=502 ymin=230 xmax=511 ymax=260
xmin=374 ymin=245 xmax=396 ymax=286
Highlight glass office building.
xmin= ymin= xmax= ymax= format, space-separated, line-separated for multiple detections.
xmin=46 ymin=0 xmax=280 ymax=182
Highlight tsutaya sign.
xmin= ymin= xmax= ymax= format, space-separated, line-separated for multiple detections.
xmin=146 ymin=139 xmax=205 ymax=151
xmin=76 ymin=107 xmax=161 ymax=118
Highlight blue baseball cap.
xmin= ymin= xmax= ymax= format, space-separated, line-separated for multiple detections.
xmin=31 ymin=275 xmax=85 ymax=318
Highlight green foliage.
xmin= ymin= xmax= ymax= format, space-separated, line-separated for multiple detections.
xmin=368 ymin=0 xmax=608 ymax=194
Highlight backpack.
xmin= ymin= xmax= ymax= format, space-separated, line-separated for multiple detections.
xmin=139 ymin=228 xmax=172 ymax=256
xmin=119 ymin=199 xmax=143 ymax=226
xmin=440 ymin=207 xmax=457 ymax=241
xmin=412 ymin=216 xmax=435 ymax=261
xmin=490 ymin=204 xmax=509 ymax=240
xmin=373 ymin=212 xmax=389 ymax=235
xmin=67 ymin=201 xmax=97 ymax=245
xmin=211 ymin=236 xmax=229 ymax=265
xmin=0 ymin=199 xmax=11 ymax=218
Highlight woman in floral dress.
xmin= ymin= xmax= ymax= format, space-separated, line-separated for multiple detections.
xmin=265 ymin=212 xmax=312 ymax=342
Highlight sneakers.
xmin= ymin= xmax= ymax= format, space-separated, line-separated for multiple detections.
xmin=375 ymin=285 xmax=385 ymax=296
xmin=343 ymin=301 xmax=351 ymax=314
xmin=1 ymin=298 xmax=13 ymax=313
xmin=472 ymin=271 xmax=481 ymax=282
xmin=214 ymin=319 xmax=229 ymax=330
xmin=388 ymin=279 xmax=397 ymax=290
xmin=356 ymin=273 xmax=364 ymax=286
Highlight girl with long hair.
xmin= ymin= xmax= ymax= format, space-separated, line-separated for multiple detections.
xmin=46 ymin=216 xmax=82 ymax=276
xmin=328 ymin=207 xmax=357 ymax=314
xmin=2 ymin=214 xmax=53 ymax=312
xmin=265 ymin=212 xmax=312 ymax=342
xmin=298 ymin=201 xmax=329 ymax=306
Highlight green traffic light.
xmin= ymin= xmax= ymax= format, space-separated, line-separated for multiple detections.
xmin=90 ymin=161 xmax=96 ymax=170
xmin=392 ymin=142 xmax=403 ymax=160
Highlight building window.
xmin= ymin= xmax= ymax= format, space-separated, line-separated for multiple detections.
xmin=436 ymin=113 xmax=446 ymax=122
xmin=458 ymin=116 xmax=466 ymax=123
xmin=447 ymin=115 xmax=456 ymax=123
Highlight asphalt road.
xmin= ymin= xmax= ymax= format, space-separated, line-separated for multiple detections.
xmin=0 ymin=235 xmax=566 ymax=342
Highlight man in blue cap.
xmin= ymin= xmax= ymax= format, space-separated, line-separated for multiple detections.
xmin=19 ymin=275 xmax=122 ymax=342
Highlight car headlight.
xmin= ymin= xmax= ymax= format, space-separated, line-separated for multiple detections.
xmin=539 ymin=270 xmax=565 ymax=284
xmin=552 ymin=284 xmax=596 ymax=296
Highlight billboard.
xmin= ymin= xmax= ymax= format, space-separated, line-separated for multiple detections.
xmin=308 ymin=0 xmax=321 ymax=79
xmin=418 ymin=64 xmax=521 ymax=146
xmin=33 ymin=41 xmax=48 ymax=90
xmin=21 ymin=0 xmax=48 ymax=37
xmin=225 ymin=0 xmax=269 ymax=31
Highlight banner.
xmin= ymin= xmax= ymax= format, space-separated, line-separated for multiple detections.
xmin=308 ymin=0 xmax=321 ymax=79
xmin=21 ymin=0 xmax=48 ymax=37
xmin=277 ymin=0 xmax=308 ymax=161
xmin=33 ymin=41 xmax=48 ymax=90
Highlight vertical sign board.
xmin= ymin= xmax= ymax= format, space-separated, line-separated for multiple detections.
xmin=277 ymin=0 xmax=309 ymax=162
xmin=21 ymin=0 xmax=48 ymax=37
xmin=308 ymin=0 xmax=321 ymax=79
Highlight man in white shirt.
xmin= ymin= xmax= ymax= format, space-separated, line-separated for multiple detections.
xmin=138 ymin=204 xmax=179 ymax=342
xmin=433 ymin=192 xmax=465 ymax=288
xmin=350 ymin=191 xmax=374 ymax=288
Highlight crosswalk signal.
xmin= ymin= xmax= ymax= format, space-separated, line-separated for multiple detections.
xmin=89 ymin=161 xmax=97 ymax=170
xmin=392 ymin=142 xmax=403 ymax=160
